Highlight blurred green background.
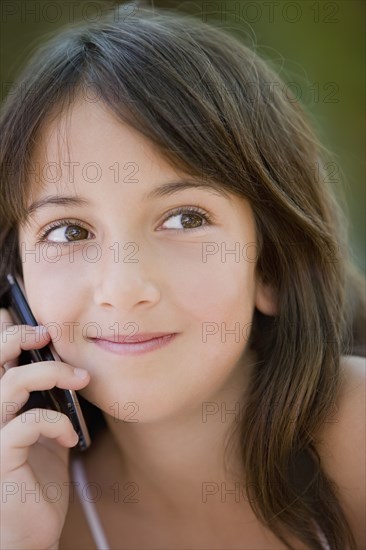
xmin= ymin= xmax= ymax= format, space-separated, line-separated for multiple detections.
xmin=1 ymin=0 xmax=364 ymax=272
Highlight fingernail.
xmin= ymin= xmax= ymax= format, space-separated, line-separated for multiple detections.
xmin=74 ymin=367 xmax=88 ymax=379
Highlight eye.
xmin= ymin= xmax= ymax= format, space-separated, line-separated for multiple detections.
xmin=160 ymin=206 xmax=212 ymax=232
xmin=36 ymin=219 xmax=92 ymax=244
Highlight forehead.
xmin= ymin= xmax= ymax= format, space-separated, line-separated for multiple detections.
xmin=27 ymin=97 xmax=238 ymax=205
xmin=27 ymin=97 xmax=187 ymax=203
xmin=23 ymin=98 xmax=254 ymax=230
xmin=32 ymin=98 xmax=165 ymax=171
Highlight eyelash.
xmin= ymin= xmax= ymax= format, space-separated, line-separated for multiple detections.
xmin=36 ymin=218 xmax=90 ymax=244
xmin=35 ymin=206 xmax=213 ymax=244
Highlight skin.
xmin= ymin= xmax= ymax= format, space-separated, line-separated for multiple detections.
xmin=18 ymin=96 xmax=278 ymax=521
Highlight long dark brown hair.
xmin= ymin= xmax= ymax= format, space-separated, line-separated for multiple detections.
xmin=0 ymin=5 xmax=364 ymax=549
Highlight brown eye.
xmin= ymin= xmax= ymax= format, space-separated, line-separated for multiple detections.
xmin=180 ymin=213 xmax=204 ymax=229
xmin=64 ymin=225 xmax=89 ymax=241
xmin=161 ymin=207 xmax=212 ymax=232
xmin=37 ymin=220 xmax=92 ymax=244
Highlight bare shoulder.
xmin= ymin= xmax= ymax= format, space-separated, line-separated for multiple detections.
xmin=315 ymin=355 xmax=365 ymax=547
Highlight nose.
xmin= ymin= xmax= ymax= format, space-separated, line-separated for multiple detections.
xmin=92 ymin=244 xmax=161 ymax=312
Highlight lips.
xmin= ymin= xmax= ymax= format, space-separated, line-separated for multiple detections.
xmin=89 ymin=333 xmax=178 ymax=356
xmin=90 ymin=332 xmax=175 ymax=344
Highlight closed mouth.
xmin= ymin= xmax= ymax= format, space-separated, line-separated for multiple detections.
xmin=87 ymin=333 xmax=178 ymax=355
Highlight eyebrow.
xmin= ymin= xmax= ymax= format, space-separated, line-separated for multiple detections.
xmin=25 ymin=180 xmax=232 ymax=217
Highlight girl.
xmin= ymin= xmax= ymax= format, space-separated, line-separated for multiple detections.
xmin=0 ymin=4 xmax=364 ymax=550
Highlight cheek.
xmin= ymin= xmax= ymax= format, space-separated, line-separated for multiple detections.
xmin=21 ymin=250 xmax=88 ymax=331
xmin=170 ymin=249 xmax=256 ymax=327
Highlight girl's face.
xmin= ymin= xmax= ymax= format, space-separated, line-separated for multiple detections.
xmin=18 ymin=97 xmax=276 ymax=422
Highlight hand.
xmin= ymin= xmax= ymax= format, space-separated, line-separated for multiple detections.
xmin=0 ymin=308 xmax=90 ymax=550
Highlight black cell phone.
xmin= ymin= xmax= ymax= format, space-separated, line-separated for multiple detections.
xmin=1 ymin=273 xmax=91 ymax=451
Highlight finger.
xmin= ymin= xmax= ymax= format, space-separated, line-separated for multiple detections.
xmin=0 ymin=308 xmax=15 ymax=331
xmin=0 ymin=325 xmax=51 ymax=368
xmin=1 ymin=362 xmax=90 ymax=427
xmin=0 ymin=309 xmax=18 ymax=374
xmin=0 ymin=409 xmax=79 ymax=477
